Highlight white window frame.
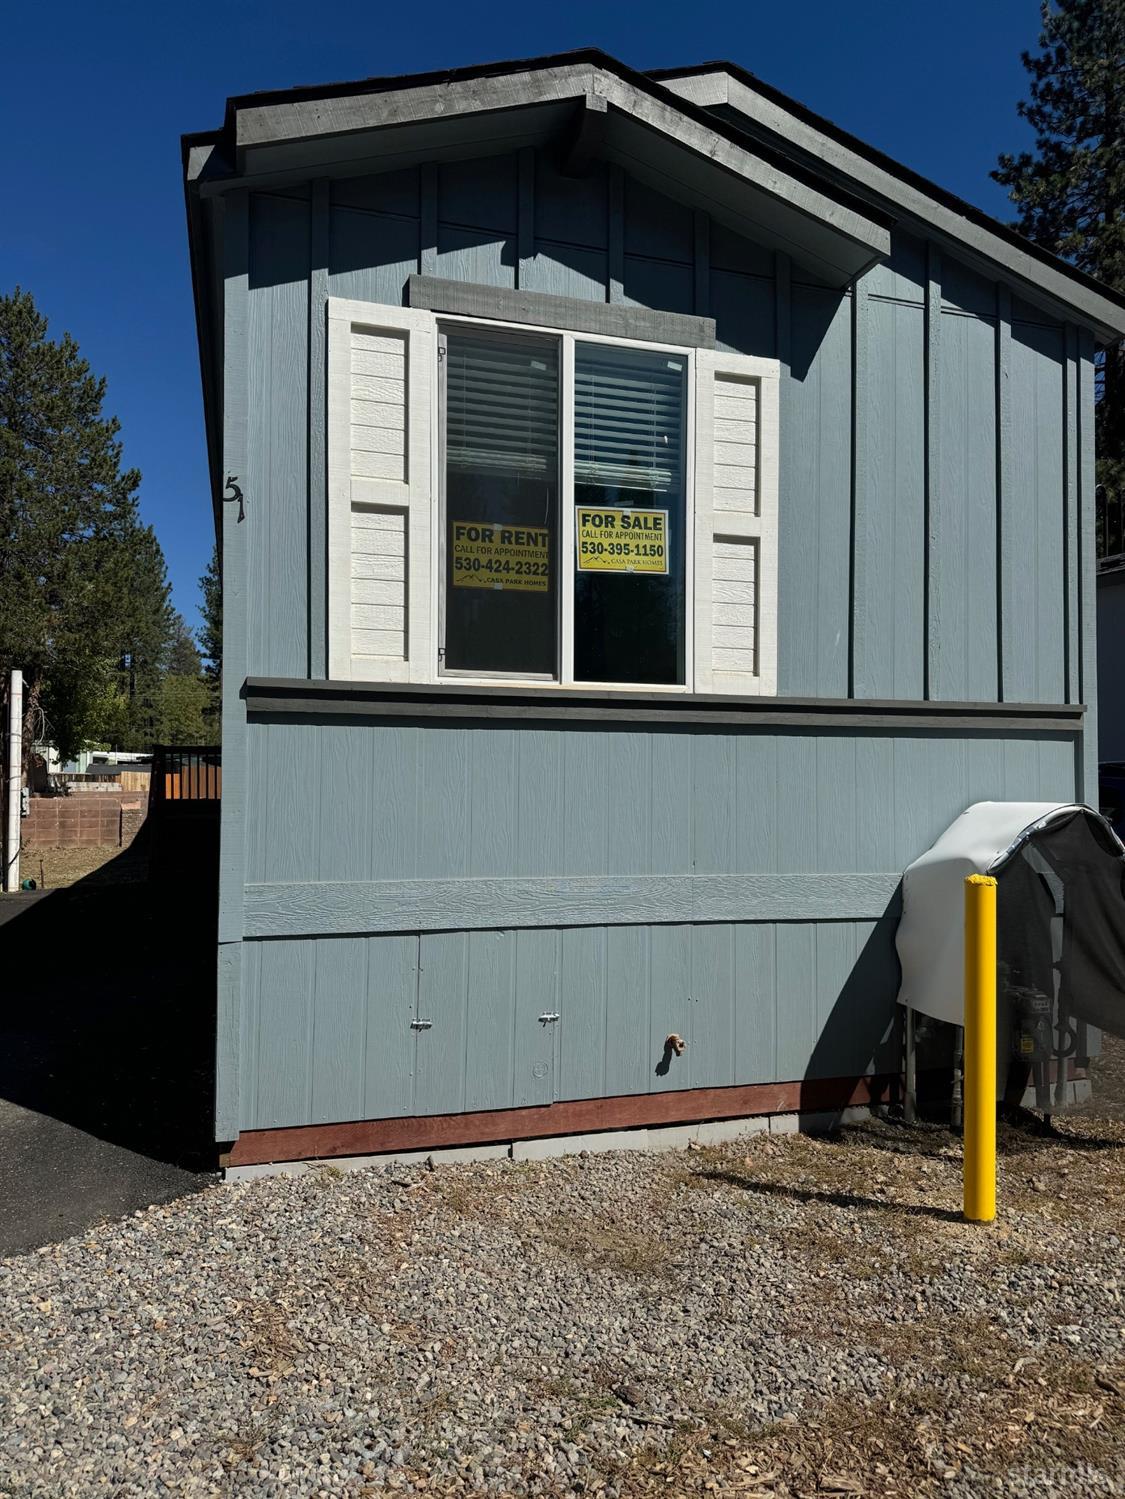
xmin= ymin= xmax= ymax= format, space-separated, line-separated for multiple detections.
xmin=326 ymin=295 xmax=779 ymax=697
xmin=436 ymin=313 xmax=697 ymax=694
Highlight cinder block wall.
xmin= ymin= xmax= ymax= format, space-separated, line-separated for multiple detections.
xmin=22 ymin=793 xmax=146 ymax=849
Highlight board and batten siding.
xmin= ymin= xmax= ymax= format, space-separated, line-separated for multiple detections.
xmin=233 ymin=715 xmax=1077 ymax=1133
xmin=220 ymin=145 xmax=1098 ymax=1143
xmin=245 ymin=721 xmax=1077 ymax=889
xmin=238 ymin=920 xmax=900 ymax=1132
xmin=241 ymin=150 xmax=1094 ymax=728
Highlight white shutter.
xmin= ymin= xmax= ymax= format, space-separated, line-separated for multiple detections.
xmin=327 ymin=299 xmax=436 ymax=682
xmin=693 ymin=351 xmax=779 ymax=696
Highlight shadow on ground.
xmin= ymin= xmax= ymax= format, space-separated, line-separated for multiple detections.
xmin=0 ymin=820 xmax=220 ymax=1254
xmin=696 ymin=1167 xmax=966 ymax=1224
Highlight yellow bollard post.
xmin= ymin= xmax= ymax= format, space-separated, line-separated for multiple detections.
xmin=963 ymin=873 xmax=998 ymax=1223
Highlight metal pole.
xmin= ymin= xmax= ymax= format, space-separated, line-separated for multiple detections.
xmin=963 ymin=873 xmax=998 ymax=1224
xmin=951 ymin=1024 xmax=964 ymax=1133
xmin=903 ymin=1003 xmax=917 ymax=1125
xmin=4 ymin=668 xmax=22 ymax=893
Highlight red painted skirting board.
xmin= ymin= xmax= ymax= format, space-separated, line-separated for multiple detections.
xmin=224 ymin=1074 xmax=897 ymax=1167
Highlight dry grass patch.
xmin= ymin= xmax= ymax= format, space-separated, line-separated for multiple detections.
xmin=685 ymin=1129 xmax=962 ymax=1214
xmin=410 ymin=1159 xmax=554 ymax=1223
xmin=236 ymin=1296 xmax=306 ymax=1379
xmin=537 ymin=1214 xmax=674 ymax=1280
xmin=606 ymin=1355 xmax=1125 ymax=1498
xmin=19 ymin=844 xmax=126 ymax=888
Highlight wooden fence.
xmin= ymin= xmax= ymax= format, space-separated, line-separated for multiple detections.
xmin=150 ymin=747 xmax=222 ymax=805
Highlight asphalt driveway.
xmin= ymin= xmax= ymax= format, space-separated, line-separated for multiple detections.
xmin=0 ymin=838 xmax=218 ymax=1256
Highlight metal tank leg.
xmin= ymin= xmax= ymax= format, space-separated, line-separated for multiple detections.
xmin=904 ymin=1003 xmax=917 ymax=1125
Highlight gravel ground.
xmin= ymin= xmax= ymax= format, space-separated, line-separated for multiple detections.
xmin=2 ymin=1115 xmax=1125 ymax=1498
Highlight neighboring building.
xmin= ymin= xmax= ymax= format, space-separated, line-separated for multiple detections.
xmin=1098 ymin=491 xmax=1125 ymax=765
xmin=183 ymin=51 xmax=1125 ymax=1168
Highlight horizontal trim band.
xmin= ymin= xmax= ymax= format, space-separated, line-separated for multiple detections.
xmin=407 ymin=273 xmax=717 ymax=349
xmin=243 ymin=871 xmax=903 ymax=938
xmin=223 ymin=1073 xmax=897 ymax=1163
xmin=244 ymin=677 xmax=1085 ymax=734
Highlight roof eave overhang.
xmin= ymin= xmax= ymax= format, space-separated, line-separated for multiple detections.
xmin=187 ymin=60 xmax=891 ymax=289
xmin=654 ymin=65 xmax=1125 ymax=342
xmin=182 ymin=135 xmax=231 ymax=530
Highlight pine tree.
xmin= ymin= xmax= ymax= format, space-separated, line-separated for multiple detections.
xmin=197 ymin=542 xmax=222 ymax=730
xmin=993 ymin=0 xmax=1125 ymax=538
xmin=157 ymin=672 xmax=211 ymax=745
xmin=166 ymin=612 xmax=203 ymax=676
xmin=0 ymin=288 xmax=174 ymax=760
xmin=197 ymin=543 xmax=222 ymax=684
xmin=111 ymin=525 xmax=175 ymax=750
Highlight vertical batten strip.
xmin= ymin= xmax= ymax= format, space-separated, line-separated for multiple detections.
xmin=1077 ymin=331 xmax=1099 ymax=802
xmin=308 ymin=179 xmax=330 ymax=680
xmin=420 ymin=162 xmax=438 ymax=277
xmin=216 ymin=191 xmax=250 ymax=1140
xmin=693 ymin=211 xmax=710 ymax=318
xmin=995 ymin=284 xmax=1012 ymax=700
xmin=774 ymin=254 xmax=791 ymax=695
xmin=1064 ymin=324 xmax=1080 ymax=704
xmin=924 ymin=244 xmax=942 ymax=700
xmin=775 ymin=252 xmax=791 ymax=372
xmin=517 ymin=148 xmax=534 ymax=290
xmin=608 ymin=164 xmax=624 ymax=305
xmin=850 ymin=275 xmax=869 ymax=698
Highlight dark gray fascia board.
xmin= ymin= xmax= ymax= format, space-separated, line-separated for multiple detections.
xmin=181 ymin=167 xmax=225 ymax=535
xmin=216 ymin=48 xmax=886 ymax=228
xmin=408 ymin=275 xmax=716 ymax=348
xmin=243 ymin=677 xmax=1084 ymax=734
xmin=655 ymin=65 xmax=1125 ymax=342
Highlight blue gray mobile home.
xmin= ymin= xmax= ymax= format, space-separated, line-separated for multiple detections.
xmin=183 ymin=51 xmax=1125 ymax=1167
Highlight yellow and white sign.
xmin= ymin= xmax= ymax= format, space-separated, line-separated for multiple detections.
xmin=576 ymin=508 xmax=669 ymax=574
xmin=451 ymin=521 xmax=550 ymax=592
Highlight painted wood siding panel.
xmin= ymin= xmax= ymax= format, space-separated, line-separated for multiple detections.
xmin=712 ymin=270 xmax=776 ymax=357
xmin=436 ymin=154 xmax=517 ymax=290
xmin=235 ymin=716 xmax=1076 ymax=1130
xmin=252 ymin=939 xmax=315 ymax=1128
xmin=248 ymin=719 xmax=1078 ymax=888
xmin=734 ymin=923 xmax=777 ymax=1082
xmin=931 ymin=307 xmax=999 ymax=700
xmin=415 ymin=932 xmax=468 ymax=1116
xmin=238 ymin=911 xmax=899 ymax=1129
xmin=523 ymin=243 xmax=608 ymax=302
xmin=605 ymin=925 xmax=651 ymax=1096
xmin=1006 ymin=323 xmax=1066 ymax=703
xmin=247 ymin=193 xmax=310 ymax=678
xmin=856 ymin=293 xmax=925 ymax=698
xmin=525 ymin=153 xmax=608 ymax=301
xmin=240 ymin=933 xmax=418 ymax=1132
xmin=329 ymin=205 xmax=418 ymax=308
xmin=779 ymin=288 xmax=852 ymax=697
xmin=249 ymin=167 xmax=1083 ymax=726
xmin=351 ymin=506 xmax=407 ymax=665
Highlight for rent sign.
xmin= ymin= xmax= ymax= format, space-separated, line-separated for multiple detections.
xmin=451 ymin=522 xmax=550 ymax=592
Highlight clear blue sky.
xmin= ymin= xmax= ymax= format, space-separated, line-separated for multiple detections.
xmin=0 ymin=0 xmax=1041 ymax=635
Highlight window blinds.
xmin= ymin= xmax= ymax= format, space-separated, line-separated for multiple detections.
xmin=444 ymin=332 xmax=558 ymax=477
xmin=575 ymin=344 xmax=685 ymax=493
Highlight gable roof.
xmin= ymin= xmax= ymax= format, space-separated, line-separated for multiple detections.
xmin=185 ymin=48 xmax=891 ymax=289
xmin=184 ymin=46 xmax=1125 ymax=339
